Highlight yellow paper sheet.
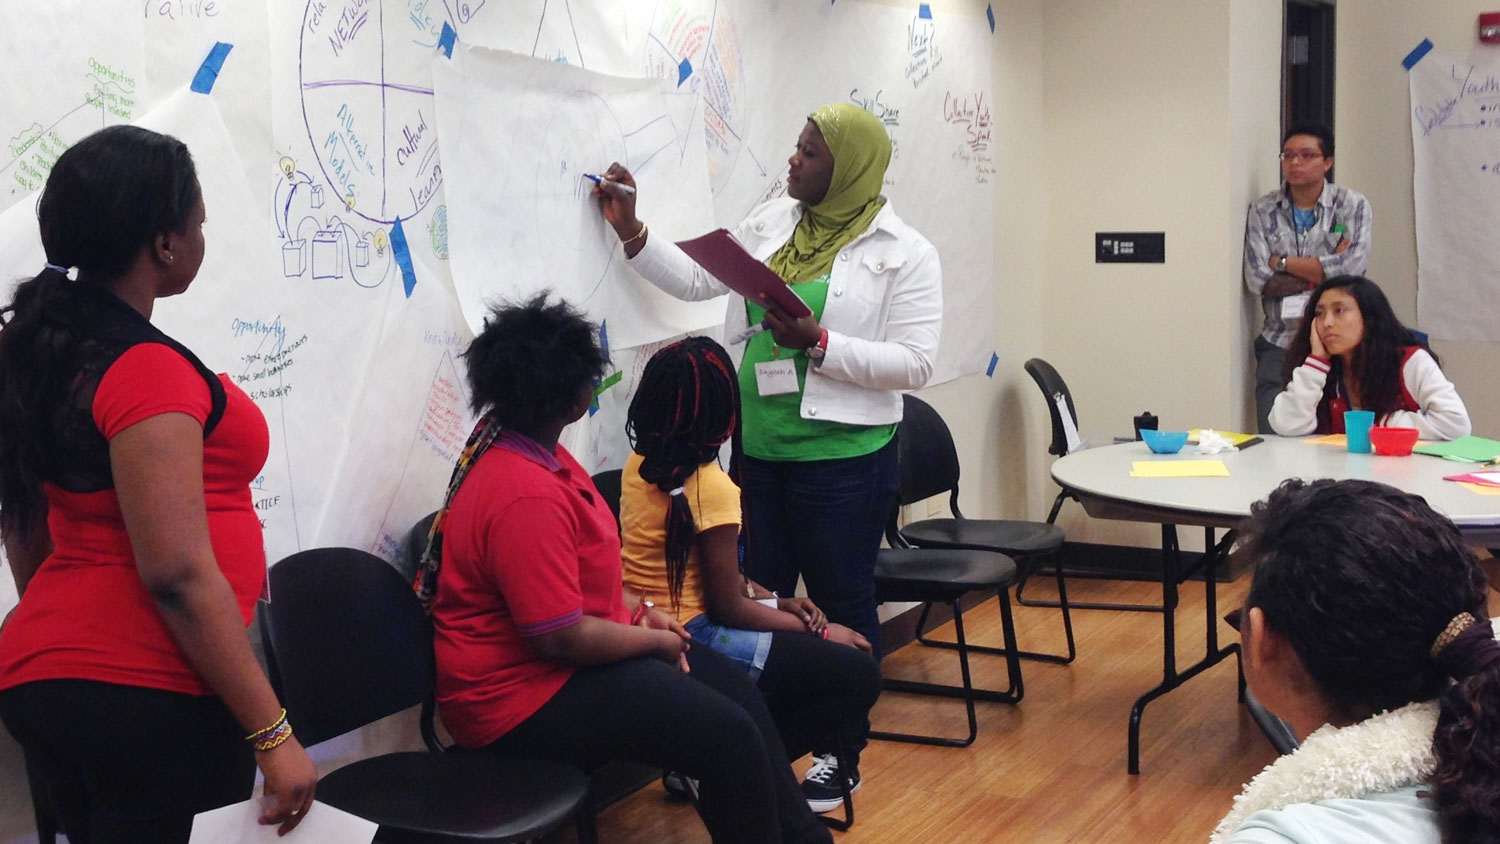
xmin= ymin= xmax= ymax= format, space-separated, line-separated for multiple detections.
xmin=1130 ymin=460 xmax=1230 ymax=478
xmin=1459 ymin=482 xmax=1500 ymax=497
xmin=1305 ymin=434 xmax=1347 ymax=447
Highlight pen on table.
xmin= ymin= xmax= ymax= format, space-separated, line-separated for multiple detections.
xmin=583 ymin=173 xmax=636 ymax=195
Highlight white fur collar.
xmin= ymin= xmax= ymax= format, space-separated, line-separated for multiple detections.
xmin=1210 ymin=700 xmax=1439 ymax=842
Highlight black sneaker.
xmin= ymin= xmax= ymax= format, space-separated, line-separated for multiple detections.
xmin=801 ymin=753 xmax=860 ymax=814
xmin=661 ymin=770 xmax=699 ymax=802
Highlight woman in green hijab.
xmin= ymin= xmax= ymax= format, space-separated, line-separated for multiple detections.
xmin=596 ymin=102 xmax=942 ymax=815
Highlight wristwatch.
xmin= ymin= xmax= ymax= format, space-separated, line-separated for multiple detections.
xmin=805 ymin=328 xmax=829 ymax=363
xmin=1275 ymin=255 xmax=1287 ymax=273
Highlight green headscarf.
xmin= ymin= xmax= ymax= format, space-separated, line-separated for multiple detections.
xmin=765 ymin=103 xmax=891 ymax=284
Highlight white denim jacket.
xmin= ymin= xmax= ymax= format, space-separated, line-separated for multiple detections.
xmin=627 ymin=198 xmax=942 ymax=427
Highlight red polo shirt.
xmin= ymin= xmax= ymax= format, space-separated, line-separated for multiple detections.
xmin=432 ymin=432 xmax=629 ymax=748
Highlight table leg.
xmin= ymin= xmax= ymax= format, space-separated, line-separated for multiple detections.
xmin=1127 ymin=526 xmax=1242 ymax=774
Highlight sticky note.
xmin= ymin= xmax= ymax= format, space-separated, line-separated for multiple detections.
xmin=1130 ymin=460 xmax=1230 ymax=478
xmin=1459 ymin=482 xmax=1500 ymax=496
xmin=1305 ymin=434 xmax=1347 ymax=447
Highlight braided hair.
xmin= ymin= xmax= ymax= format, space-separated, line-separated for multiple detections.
xmin=625 ymin=336 xmax=740 ymax=609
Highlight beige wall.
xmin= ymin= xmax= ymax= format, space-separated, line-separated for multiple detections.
xmin=1336 ymin=1 xmax=1500 ymax=431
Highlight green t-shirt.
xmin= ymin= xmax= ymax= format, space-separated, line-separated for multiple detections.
xmin=739 ymin=274 xmax=896 ymax=461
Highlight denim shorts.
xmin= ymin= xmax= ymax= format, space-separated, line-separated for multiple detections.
xmin=683 ymin=615 xmax=773 ymax=680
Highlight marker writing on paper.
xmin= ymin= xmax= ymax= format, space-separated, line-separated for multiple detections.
xmin=582 ymin=173 xmax=635 ymax=195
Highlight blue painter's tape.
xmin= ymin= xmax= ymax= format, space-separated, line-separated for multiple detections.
xmin=599 ymin=320 xmax=610 ymax=359
xmin=390 ymin=219 xmax=417 ymax=298
xmin=986 ymin=352 xmax=999 ymax=377
xmin=986 ymin=3 xmax=995 ymax=32
xmin=190 ymin=42 xmax=234 ymax=94
xmin=677 ymin=58 xmax=693 ymax=87
xmin=438 ymin=22 xmax=457 ymax=58
xmin=919 ymin=3 xmax=932 ymax=20
xmin=1402 ymin=38 xmax=1433 ymax=71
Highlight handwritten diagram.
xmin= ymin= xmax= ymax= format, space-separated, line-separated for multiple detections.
xmin=1409 ymin=52 xmax=1500 ymax=341
xmin=645 ymin=1 xmax=754 ymax=196
xmin=298 ymin=0 xmax=445 ymax=225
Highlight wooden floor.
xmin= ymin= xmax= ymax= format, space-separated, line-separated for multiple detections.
xmin=550 ymin=574 xmax=1277 ymax=843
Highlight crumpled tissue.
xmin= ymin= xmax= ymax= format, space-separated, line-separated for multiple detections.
xmin=1194 ymin=429 xmax=1239 ymax=455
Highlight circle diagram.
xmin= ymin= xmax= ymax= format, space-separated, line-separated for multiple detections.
xmin=299 ymin=1 xmax=445 ymax=225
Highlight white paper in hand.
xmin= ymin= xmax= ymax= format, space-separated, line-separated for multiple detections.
xmin=189 ymin=800 xmax=378 ymax=844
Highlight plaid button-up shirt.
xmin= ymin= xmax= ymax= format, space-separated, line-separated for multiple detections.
xmin=1243 ymin=182 xmax=1372 ymax=348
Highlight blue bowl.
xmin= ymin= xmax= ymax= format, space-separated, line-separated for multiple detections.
xmin=1140 ymin=429 xmax=1189 ymax=455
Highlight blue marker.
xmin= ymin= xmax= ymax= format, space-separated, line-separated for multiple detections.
xmin=582 ymin=173 xmax=636 ymax=195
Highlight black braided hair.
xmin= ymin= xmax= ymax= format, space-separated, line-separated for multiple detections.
xmin=625 ymin=336 xmax=740 ymax=609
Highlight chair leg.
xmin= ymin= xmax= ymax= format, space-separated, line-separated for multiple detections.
xmin=872 ymin=599 xmax=996 ymax=748
xmin=817 ymin=738 xmax=856 ymax=832
xmin=1016 ymin=489 xmax=1165 ymax=614
xmin=918 ymin=576 xmax=1075 ymax=666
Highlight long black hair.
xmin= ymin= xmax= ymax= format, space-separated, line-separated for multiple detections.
xmin=460 ymin=293 xmax=607 ymax=432
xmin=625 ymin=336 xmax=739 ymax=609
xmin=1236 ymin=479 xmax=1500 ymax=840
xmin=0 ymin=125 xmax=200 ymax=540
xmin=1283 ymin=275 xmax=1437 ymax=426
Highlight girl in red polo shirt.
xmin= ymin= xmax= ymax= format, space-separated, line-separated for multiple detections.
xmin=418 ymin=295 xmax=830 ymax=844
xmin=0 ymin=127 xmax=315 ymax=842
xmin=1270 ymin=275 xmax=1470 ymax=439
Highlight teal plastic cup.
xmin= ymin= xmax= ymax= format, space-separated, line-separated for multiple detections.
xmin=1344 ymin=410 xmax=1375 ymax=453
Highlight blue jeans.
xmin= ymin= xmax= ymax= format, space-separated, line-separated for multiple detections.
xmin=740 ymin=436 xmax=899 ymax=663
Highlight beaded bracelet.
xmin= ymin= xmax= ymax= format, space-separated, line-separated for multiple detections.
xmin=246 ymin=708 xmax=287 ymax=742
xmin=252 ymin=720 xmax=295 ymax=752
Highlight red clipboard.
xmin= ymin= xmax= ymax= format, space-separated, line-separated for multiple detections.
xmin=675 ymin=229 xmax=813 ymax=319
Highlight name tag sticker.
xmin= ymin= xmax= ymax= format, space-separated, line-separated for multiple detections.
xmin=1281 ymin=292 xmax=1311 ymax=320
xmin=754 ymin=359 xmax=799 ymax=396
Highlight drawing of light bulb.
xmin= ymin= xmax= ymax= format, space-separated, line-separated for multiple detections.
xmin=279 ymin=156 xmax=296 ymax=181
xmin=374 ymin=230 xmax=388 ymax=257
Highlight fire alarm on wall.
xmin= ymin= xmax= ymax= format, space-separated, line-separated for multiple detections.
xmin=1481 ymin=12 xmax=1500 ymax=44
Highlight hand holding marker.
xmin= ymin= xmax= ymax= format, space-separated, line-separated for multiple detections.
xmin=583 ymin=173 xmax=635 ymax=195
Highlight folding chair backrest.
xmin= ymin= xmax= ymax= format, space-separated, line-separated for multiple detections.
xmin=897 ymin=395 xmax=962 ymax=507
xmin=1024 ymin=358 xmax=1080 ymax=457
xmin=260 ymin=547 xmax=435 ymax=747
xmin=591 ymin=469 xmax=624 ymax=530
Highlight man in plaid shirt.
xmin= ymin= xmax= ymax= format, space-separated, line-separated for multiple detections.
xmin=1243 ymin=124 xmax=1371 ymax=433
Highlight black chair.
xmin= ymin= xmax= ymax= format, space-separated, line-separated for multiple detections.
xmin=1022 ymin=357 xmax=1161 ymax=614
xmin=590 ymin=469 xmax=624 ymax=530
xmin=869 ymin=397 xmax=1026 ymax=748
xmin=396 ymin=510 xmax=439 ymax=584
xmin=893 ymin=394 xmax=1075 ymax=664
xmin=259 ymin=547 xmax=595 ymax=843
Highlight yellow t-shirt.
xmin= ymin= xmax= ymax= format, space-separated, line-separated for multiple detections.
xmin=619 ymin=452 xmax=742 ymax=625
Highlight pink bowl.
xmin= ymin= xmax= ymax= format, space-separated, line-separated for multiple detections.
xmin=1369 ymin=426 xmax=1419 ymax=456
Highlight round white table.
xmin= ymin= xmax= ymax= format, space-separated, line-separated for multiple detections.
xmin=1053 ymin=435 xmax=1500 ymax=541
xmin=1051 ymin=435 xmax=1500 ymax=773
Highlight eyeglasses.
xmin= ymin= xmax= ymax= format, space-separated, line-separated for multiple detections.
xmin=1279 ymin=151 xmax=1325 ymax=163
